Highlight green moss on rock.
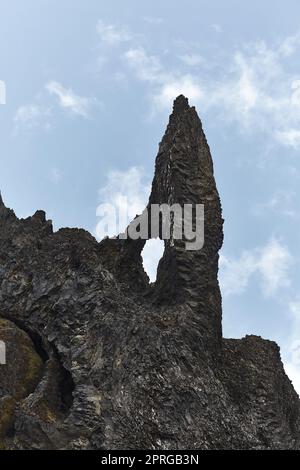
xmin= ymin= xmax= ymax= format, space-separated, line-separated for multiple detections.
xmin=0 ymin=319 xmax=44 ymax=442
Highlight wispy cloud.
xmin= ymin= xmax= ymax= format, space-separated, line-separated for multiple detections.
xmin=252 ymin=190 xmax=298 ymax=219
xmin=122 ymin=31 xmax=300 ymax=148
xmin=46 ymin=81 xmax=97 ymax=118
xmin=276 ymin=129 xmax=300 ymax=148
xmin=97 ymin=20 xmax=132 ymax=45
xmin=124 ymin=47 xmax=203 ymax=112
xmin=124 ymin=47 xmax=164 ymax=82
xmin=179 ymin=53 xmax=206 ymax=67
xmin=153 ymin=75 xmax=203 ymax=110
xmin=220 ymin=238 xmax=292 ymax=298
xmin=14 ymin=80 xmax=98 ymax=131
xmin=14 ymin=104 xmax=51 ymax=131
xmin=95 ymin=166 xmax=150 ymax=240
xmin=95 ymin=167 xmax=164 ymax=281
xmin=279 ymin=31 xmax=300 ymax=57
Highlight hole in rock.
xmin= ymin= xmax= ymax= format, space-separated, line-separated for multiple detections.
xmin=142 ymin=239 xmax=165 ymax=283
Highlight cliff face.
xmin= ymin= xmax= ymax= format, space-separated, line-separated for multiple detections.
xmin=0 ymin=96 xmax=299 ymax=450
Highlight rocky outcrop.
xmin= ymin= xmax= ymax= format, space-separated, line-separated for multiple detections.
xmin=0 ymin=96 xmax=299 ymax=449
xmin=0 ymin=319 xmax=43 ymax=448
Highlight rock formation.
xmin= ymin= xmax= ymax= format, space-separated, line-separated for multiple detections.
xmin=0 ymin=96 xmax=299 ymax=449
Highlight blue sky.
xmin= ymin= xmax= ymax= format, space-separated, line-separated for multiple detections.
xmin=1 ymin=0 xmax=300 ymax=391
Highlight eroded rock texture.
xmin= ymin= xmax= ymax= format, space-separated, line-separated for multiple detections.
xmin=0 ymin=96 xmax=299 ymax=449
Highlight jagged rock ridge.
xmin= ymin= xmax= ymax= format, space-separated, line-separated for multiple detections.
xmin=0 ymin=96 xmax=299 ymax=449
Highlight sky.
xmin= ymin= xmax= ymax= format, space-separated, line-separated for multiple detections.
xmin=1 ymin=0 xmax=300 ymax=392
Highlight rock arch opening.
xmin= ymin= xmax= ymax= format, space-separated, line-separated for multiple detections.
xmin=141 ymin=238 xmax=165 ymax=283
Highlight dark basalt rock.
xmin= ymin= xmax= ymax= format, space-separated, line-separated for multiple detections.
xmin=0 ymin=96 xmax=299 ymax=449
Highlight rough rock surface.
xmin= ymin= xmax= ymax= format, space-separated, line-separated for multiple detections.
xmin=0 ymin=95 xmax=299 ymax=449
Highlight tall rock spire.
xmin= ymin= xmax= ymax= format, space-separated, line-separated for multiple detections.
xmin=148 ymin=95 xmax=224 ymax=354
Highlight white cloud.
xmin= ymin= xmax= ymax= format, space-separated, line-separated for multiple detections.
xmin=220 ymin=251 xmax=257 ymax=297
xmin=46 ymin=81 xmax=96 ymax=118
xmin=220 ymin=238 xmax=292 ymax=298
xmin=276 ymin=129 xmax=300 ymax=148
xmin=95 ymin=167 xmax=165 ymax=282
xmin=124 ymin=47 xmax=163 ymax=82
xmin=179 ymin=54 xmax=206 ymax=67
xmin=14 ymin=81 xmax=97 ymax=131
xmin=279 ymin=31 xmax=300 ymax=57
xmin=259 ymin=238 xmax=292 ymax=296
xmin=124 ymin=47 xmax=203 ymax=111
xmin=14 ymin=104 xmax=51 ymax=130
xmin=253 ymin=190 xmax=298 ymax=219
xmin=123 ymin=32 xmax=300 ymax=147
xmin=234 ymin=52 xmax=258 ymax=111
xmin=153 ymin=75 xmax=203 ymax=110
xmin=97 ymin=20 xmax=132 ymax=45
xmin=95 ymin=167 xmax=164 ymax=282
xmin=95 ymin=166 xmax=150 ymax=240
xmin=201 ymin=40 xmax=300 ymax=144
